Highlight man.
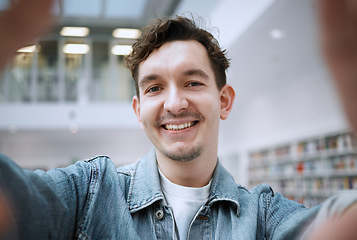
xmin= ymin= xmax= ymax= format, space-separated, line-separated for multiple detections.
xmin=1 ymin=0 xmax=357 ymax=239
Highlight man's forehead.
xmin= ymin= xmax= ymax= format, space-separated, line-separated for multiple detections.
xmin=137 ymin=40 xmax=212 ymax=80
xmin=138 ymin=68 xmax=210 ymax=89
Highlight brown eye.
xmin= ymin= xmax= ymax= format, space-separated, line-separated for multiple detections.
xmin=187 ymin=82 xmax=202 ymax=87
xmin=147 ymin=86 xmax=161 ymax=93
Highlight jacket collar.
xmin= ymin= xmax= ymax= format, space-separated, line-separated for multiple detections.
xmin=128 ymin=148 xmax=240 ymax=216
xmin=128 ymin=148 xmax=164 ymax=213
xmin=207 ymin=162 xmax=241 ymax=216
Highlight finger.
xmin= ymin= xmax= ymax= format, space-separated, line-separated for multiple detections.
xmin=346 ymin=0 xmax=357 ymax=21
xmin=0 ymin=0 xmax=55 ymax=69
xmin=310 ymin=204 xmax=357 ymax=240
xmin=5 ymin=0 xmax=55 ymax=43
xmin=315 ymin=0 xmax=357 ymax=134
xmin=316 ymin=0 xmax=350 ymax=56
xmin=0 ymin=193 xmax=13 ymax=237
xmin=309 ymin=219 xmax=337 ymax=240
xmin=346 ymin=0 xmax=357 ymax=48
xmin=317 ymin=0 xmax=348 ymax=38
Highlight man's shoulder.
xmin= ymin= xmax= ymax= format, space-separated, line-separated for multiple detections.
xmin=234 ymin=183 xmax=276 ymax=203
xmin=249 ymin=183 xmax=275 ymax=194
xmin=82 ymin=155 xmax=112 ymax=165
xmin=80 ymin=155 xmax=140 ymax=177
xmin=72 ymin=155 xmax=115 ymax=172
xmin=116 ymin=160 xmax=140 ymax=176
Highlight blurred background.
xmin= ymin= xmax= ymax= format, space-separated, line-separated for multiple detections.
xmin=0 ymin=0 xmax=356 ymax=207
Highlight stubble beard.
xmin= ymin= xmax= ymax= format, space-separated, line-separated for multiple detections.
xmin=162 ymin=145 xmax=204 ymax=162
xmin=156 ymin=111 xmax=205 ymax=162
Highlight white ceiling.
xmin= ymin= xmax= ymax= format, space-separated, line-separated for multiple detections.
xmin=227 ymin=0 xmax=324 ymax=100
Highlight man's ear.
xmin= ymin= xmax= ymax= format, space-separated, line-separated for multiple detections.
xmin=132 ymin=96 xmax=143 ymax=129
xmin=220 ymin=84 xmax=235 ymax=120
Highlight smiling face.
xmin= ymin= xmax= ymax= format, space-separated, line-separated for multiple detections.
xmin=133 ymin=40 xmax=234 ymax=164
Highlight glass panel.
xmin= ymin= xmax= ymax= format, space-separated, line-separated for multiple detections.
xmin=116 ymin=55 xmax=135 ymax=102
xmin=63 ymin=39 xmax=88 ymax=102
xmin=106 ymin=0 xmax=146 ymax=19
xmin=37 ymin=41 xmax=58 ymax=102
xmin=90 ymin=41 xmax=109 ymax=102
xmin=65 ymin=53 xmax=83 ymax=102
xmin=8 ymin=52 xmax=34 ymax=102
xmin=90 ymin=42 xmax=135 ymax=102
xmin=63 ymin=0 xmax=101 ymax=17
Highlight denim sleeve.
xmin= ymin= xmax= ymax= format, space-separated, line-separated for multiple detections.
xmin=0 ymin=153 xmax=94 ymax=240
xmin=259 ymin=186 xmax=320 ymax=240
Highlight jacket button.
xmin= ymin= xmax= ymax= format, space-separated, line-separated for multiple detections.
xmin=155 ymin=209 xmax=164 ymax=220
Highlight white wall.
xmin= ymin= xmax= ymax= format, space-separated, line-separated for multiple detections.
xmin=220 ymin=67 xmax=349 ymax=187
xmin=0 ymin=103 xmax=153 ymax=169
xmin=0 ymin=128 xmax=153 ymax=170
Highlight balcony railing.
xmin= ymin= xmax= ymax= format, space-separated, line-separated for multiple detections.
xmin=0 ymin=39 xmax=135 ymax=104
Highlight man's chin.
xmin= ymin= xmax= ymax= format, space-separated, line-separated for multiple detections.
xmin=162 ymin=146 xmax=203 ymax=162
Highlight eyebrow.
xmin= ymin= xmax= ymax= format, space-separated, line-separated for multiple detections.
xmin=183 ymin=69 xmax=209 ymax=79
xmin=139 ymin=74 xmax=160 ymax=89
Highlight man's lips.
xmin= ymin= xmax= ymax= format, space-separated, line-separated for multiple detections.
xmin=162 ymin=121 xmax=198 ymax=131
xmin=155 ymin=112 xmax=204 ymax=131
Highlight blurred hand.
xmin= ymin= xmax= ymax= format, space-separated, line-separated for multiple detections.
xmin=0 ymin=0 xmax=55 ymax=69
xmin=0 ymin=193 xmax=13 ymax=238
xmin=317 ymin=0 xmax=357 ymax=133
xmin=309 ymin=203 xmax=357 ymax=240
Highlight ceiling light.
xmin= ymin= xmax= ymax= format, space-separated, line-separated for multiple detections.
xmin=270 ymin=29 xmax=285 ymax=39
xmin=111 ymin=45 xmax=132 ymax=55
xmin=63 ymin=44 xmax=89 ymax=54
xmin=17 ymin=45 xmax=36 ymax=53
xmin=112 ymin=28 xmax=140 ymax=39
xmin=60 ymin=27 xmax=89 ymax=37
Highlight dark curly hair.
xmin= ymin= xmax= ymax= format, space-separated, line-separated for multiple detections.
xmin=125 ymin=16 xmax=230 ymax=97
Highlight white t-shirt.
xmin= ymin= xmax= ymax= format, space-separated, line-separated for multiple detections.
xmin=159 ymin=169 xmax=211 ymax=240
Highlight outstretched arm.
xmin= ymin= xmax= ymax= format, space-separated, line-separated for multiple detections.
xmin=0 ymin=0 xmax=55 ymax=69
xmin=317 ymin=0 xmax=357 ymax=133
xmin=309 ymin=0 xmax=357 ymax=239
xmin=0 ymin=1 xmax=56 ymax=237
xmin=309 ymin=203 xmax=357 ymax=240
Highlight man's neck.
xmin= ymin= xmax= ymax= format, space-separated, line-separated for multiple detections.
xmin=156 ymin=149 xmax=217 ymax=187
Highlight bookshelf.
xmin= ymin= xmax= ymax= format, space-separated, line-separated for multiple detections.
xmin=248 ymin=131 xmax=357 ymax=207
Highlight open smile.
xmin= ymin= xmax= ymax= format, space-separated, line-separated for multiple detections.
xmin=162 ymin=121 xmax=198 ymax=131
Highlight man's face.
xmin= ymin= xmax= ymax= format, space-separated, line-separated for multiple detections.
xmin=133 ymin=40 xmax=234 ymax=162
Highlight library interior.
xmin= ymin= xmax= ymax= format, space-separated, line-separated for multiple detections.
xmin=0 ymin=0 xmax=356 ymax=209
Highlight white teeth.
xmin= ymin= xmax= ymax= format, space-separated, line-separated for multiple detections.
xmin=165 ymin=122 xmax=194 ymax=131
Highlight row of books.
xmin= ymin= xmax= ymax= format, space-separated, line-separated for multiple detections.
xmin=251 ymin=176 xmax=357 ymax=194
xmin=280 ymin=177 xmax=357 ymax=192
xmin=249 ymin=155 xmax=357 ymax=179
xmin=249 ymin=176 xmax=357 ymax=207
xmin=249 ymin=132 xmax=356 ymax=165
xmin=291 ymin=177 xmax=356 ymax=207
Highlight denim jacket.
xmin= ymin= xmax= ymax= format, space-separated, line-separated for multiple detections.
xmin=0 ymin=149 xmax=319 ymax=240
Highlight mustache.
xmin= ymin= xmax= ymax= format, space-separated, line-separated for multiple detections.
xmin=155 ymin=112 xmax=204 ymax=127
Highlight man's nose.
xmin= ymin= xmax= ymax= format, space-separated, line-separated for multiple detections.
xmin=163 ymin=87 xmax=188 ymax=114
